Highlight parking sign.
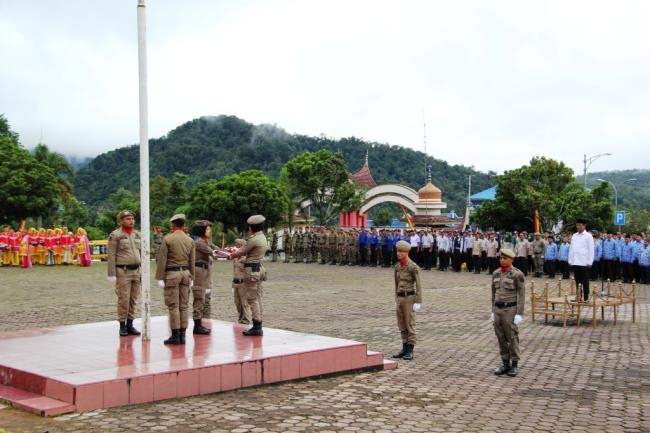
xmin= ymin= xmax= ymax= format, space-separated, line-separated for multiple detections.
xmin=615 ymin=211 xmax=626 ymax=226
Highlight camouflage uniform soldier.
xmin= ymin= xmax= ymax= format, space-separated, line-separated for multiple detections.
xmin=338 ymin=229 xmax=348 ymax=265
xmin=270 ymin=228 xmax=278 ymax=262
xmin=283 ymin=228 xmax=292 ymax=263
xmin=328 ymin=228 xmax=338 ymax=264
xmin=107 ymin=210 xmax=142 ymax=337
xmin=294 ymin=228 xmax=303 ymax=263
xmin=319 ymin=228 xmax=328 ymax=264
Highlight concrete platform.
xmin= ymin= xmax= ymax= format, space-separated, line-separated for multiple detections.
xmin=0 ymin=317 xmax=396 ymax=415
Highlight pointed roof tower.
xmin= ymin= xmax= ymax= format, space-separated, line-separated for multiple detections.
xmin=350 ymin=150 xmax=376 ymax=187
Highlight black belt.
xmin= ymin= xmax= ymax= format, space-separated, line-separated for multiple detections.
xmin=116 ymin=264 xmax=140 ymax=270
xmin=232 ymin=278 xmax=244 ymax=284
xmin=495 ymin=301 xmax=517 ymax=308
xmin=397 ymin=290 xmax=416 ymax=297
xmin=165 ymin=266 xmax=189 ymax=272
xmin=244 ymin=262 xmax=261 ymax=272
xmin=195 ymin=262 xmax=209 ymax=269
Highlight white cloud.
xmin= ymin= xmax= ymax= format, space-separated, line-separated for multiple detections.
xmin=1 ymin=0 xmax=648 ymax=174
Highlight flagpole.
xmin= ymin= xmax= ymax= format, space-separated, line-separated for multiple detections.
xmin=137 ymin=0 xmax=152 ymax=340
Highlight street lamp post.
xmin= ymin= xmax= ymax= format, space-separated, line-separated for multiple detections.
xmin=596 ymin=178 xmax=637 ymax=230
xmin=583 ymin=153 xmax=612 ymax=188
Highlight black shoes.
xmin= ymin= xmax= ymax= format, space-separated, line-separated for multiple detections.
xmin=243 ymin=320 xmax=263 ymax=336
xmin=193 ymin=319 xmax=211 ymax=335
xmin=494 ymin=359 xmax=511 ymax=375
xmin=392 ymin=343 xmax=407 ymax=358
xmin=494 ymin=360 xmax=519 ymax=376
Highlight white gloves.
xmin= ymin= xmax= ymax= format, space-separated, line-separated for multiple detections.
xmin=189 ymin=279 xmax=194 ymax=288
xmin=413 ymin=303 xmax=421 ymax=312
xmin=205 ymin=289 xmax=211 ymax=295
xmin=107 ymin=276 xmax=117 ymax=283
xmin=157 ymin=280 xmax=165 ymax=289
xmin=514 ymin=314 xmax=524 ymax=325
xmin=491 ymin=312 xmax=494 ymax=321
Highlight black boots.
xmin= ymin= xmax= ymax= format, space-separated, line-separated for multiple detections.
xmin=402 ymin=343 xmax=414 ymax=360
xmin=119 ymin=321 xmax=128 ymax=337
xmin=392 ymin=343 xmax=407 ymax=358
xmin=126 ymin=319 xmax=141 ymax=336
xmin=494 ymin=359 xmax=511 ymax=375
xmin=507 ymin=360 xmax=519 ymax=377
xmin=120 ymin=320 xmax=141 ymax=337
xmin=179 ymin=328 xmax=186 ymax=344
xmin=193 ymin=319 xmax=211 ymax=335
xmin=243 ymin=320 xmax=263 ymax=336
xmin=392 ymin=343 xmax=414 ymax=360
xmin=164 ymin=329 xmax=185 ymax=344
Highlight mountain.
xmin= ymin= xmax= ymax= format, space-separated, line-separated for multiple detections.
xmin=72 ymin=115 xmax=495 ymax=212
xmin=73 ymin=115 xmax=650 ymax=215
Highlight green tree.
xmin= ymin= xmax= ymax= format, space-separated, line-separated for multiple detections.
xmin=282 ymin=150 xmax=364 ymax=226
xmin=472 ymin=157 xmax=613 ymax=232
xmin=190 ymin=170 xmax=289 ymax=232
xmin=0 ymin=118 xmax=60 ymax=225
xmin=95 ymin=188 xmax=141 ymax=235
xmin=32 ymin=143 xmax=75 ymax=204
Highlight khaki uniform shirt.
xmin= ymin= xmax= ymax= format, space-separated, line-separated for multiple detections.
xmin=394 ymin=259 xmax=423 ymax=304
xmin=491 ymin=266 xmax=525 ymax=316
xmin=532 ymin=239 xmax=546 ymax=255
xmin=194 ymin=238 xmax=215 ymax=288
xmin=155 ymin=230 xmax=196 ymax=280
xmin=233 ymin=231 xmax=267 ymax=263
xmin=107 ymin=228 xmax=142 ymax=277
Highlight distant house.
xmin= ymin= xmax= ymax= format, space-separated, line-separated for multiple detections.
xmin=470 ymin=186 xmax=496 ymax=208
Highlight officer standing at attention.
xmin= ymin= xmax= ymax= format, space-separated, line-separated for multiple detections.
xmin=156 ymin=214 xmax=195 ymax=345
xmin=532 ymin=232 xmax=546 ymax=277
xmin=231 ymin=214 xmax=268 ymax=336
xmin=189 ymin=220 xmax=215 ymax=336
xmin=107 ymin=210 xmax=142 ymax=337
xmin=491 ymin=248 xmax=525 ymax=377
xmin=392 ymin=240 xmax=422 ymax=361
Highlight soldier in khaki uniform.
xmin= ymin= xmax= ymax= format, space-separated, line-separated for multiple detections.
xmin=107 ymin=210 xmax=142 ymax=337
xmin=231 ymin=214 xmax=268 ymax=336
xmin=392 ymin=240 xmax=422 ymax=361
xmin=491 ymin=248 xmax=525 ymax=377
xmin=232 ymin=238 xmax=251 ymax=324
xmin=532 ymin=232 xmax=546 ymax=277
xmin=156 ymin=214 xmax=195 ymax=345
xmin=190 ymin=220 xmax=216 ymax=335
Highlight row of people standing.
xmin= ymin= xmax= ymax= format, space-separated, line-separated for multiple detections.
xmin=0 ymin=226 xmax=91 ymax=268
xmin=107 ymin=211 xmax=268 ymax=343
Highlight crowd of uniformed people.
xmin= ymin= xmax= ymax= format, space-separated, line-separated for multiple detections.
xmin=268 ymin=226 xmax=650 ymax=285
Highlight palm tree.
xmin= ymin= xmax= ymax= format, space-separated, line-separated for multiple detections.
xmin=32 ymin=143 xmax=75 ymax=204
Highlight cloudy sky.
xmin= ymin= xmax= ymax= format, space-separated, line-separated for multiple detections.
xmin=1 ymin=1 xmax=649 ymax=175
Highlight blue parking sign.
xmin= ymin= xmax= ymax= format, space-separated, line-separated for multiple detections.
xmin=615 ymin=211 xmax=626 ymax=225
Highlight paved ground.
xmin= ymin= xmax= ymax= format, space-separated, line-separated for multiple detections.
xmin=0 ymin=260 xmax=648 ymax=433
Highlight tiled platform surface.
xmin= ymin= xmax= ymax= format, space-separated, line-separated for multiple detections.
xmin=0 ymin=317 xmax=395 ymax=415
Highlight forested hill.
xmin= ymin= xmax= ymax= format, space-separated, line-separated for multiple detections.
xmin=74 ymin=115 xmax=495 ymax=212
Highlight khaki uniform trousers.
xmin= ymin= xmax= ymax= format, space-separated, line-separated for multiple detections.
xmin=493 ymin=305 xmax=520 ymax=361
xmin=533 ymin=254 xmax=544 ymax=274
xmin=234 ymin=283 xmax=251 ymax=324
xmin=396 ymin=294 xmax=417 ymax=345
xmin=243 ymin=281 xmax=262 ymax=322
xmin=192 ymin=266 xmax=209 ymax=320
xmin=163 ymin=269 xmax=191 ymax=329
xmin=115 ymin=267 xmax=141 ymax=321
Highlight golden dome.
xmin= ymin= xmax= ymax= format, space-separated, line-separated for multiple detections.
xmin=418 ymin=181 xmax=441 ymax=200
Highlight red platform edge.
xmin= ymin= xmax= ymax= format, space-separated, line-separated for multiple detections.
xmin=0 ymin=318 xmax=394 ymax=415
